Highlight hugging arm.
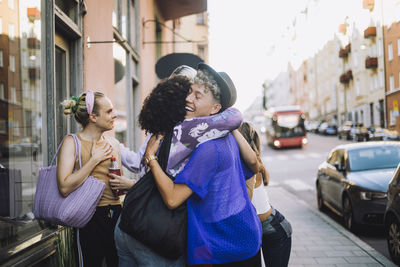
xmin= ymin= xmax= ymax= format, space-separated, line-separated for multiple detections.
xmin=232 ymin=129 xmax=260 ymax=174
xmin=177 ymin=107 xmax=242 ymax=147
xmin=146 ymin=135 xmax=193 ymax=209
xmin=168 ymin=107 xmax=243 ymax=171
xmin=120 ymin=135 xmax=150 ymax=173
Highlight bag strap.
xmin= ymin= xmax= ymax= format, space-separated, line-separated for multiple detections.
xmin=49 ymin=134 xmax=81 ymax=168
xmin=70 ymin=134 xmax=83 ymax=168
xmin=157 ymin=131 xmax=173 ymax=171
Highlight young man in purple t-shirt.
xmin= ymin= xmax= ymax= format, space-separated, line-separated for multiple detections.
xmin=145 ymin=63 xmax=263 ymax=266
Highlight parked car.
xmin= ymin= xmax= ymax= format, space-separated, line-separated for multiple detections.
xmin=306 ymin=120 xmax=320 ymax=133
xmin=369 ymin=127 xmax=400 ymax=141
xmin=325 ymin=124 xmax=338 ymax=135
xmin=317 ymin=122 xmax=338 ymax=135
xmin=0 ymin=137 xmax=39 ymax=157
xmin=317 ymin=122 xmax=328 ymax=134
xmin=349 ymin=123 xmax=369 ymax=142
xmin=384 ymin=163 xmax=400 ymax=265
xmin=382 ymin=129 xmax=400 ymax=141
xmin=316 ymin=142 xmax=400 ymax=231
xmin=368 ymin=126 xmax=385 ymax=141
xmin=338 ymin=121 xmax=353 ymax=140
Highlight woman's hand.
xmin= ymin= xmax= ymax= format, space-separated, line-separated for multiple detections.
xmin=108 ymin=173 xmax=135 ymax=190
xmin=91 ymin=141 xmax=113 ymax=164
xmin=145 ymin=135 xmax=163 ymax=158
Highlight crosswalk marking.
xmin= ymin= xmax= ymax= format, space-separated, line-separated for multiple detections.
xmin=308 ymin=152 xmax=324 ymax=158
xmin=262 ymin=152 xmax=324 ymax=162
xmin=262 ymin=156 xmax=274 ymax=162
xmin=293 ymin=153 xmax=306 ymax=159
xmin=267 ymin=181 xmax=279 ymax=187
xmin=277 ymin=155 xmax=288 ymax=160
xmin=283 ymin=179 xmax=314 ymax=191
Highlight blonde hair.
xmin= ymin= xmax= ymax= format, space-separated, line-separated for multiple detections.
xmin=238 ymin=122 xmax=269 ymax=184
xmin=194 ymin=69 xmax=221 ymax=103
xmin=61 ymin=91 xmax=104 ymax=127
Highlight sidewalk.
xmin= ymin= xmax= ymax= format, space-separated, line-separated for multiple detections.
xmin=266 ymin=186 xmax=396 ymax=267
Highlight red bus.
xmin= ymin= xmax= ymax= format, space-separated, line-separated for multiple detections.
xmin=265 ymin=106 xmax=308 ymax=148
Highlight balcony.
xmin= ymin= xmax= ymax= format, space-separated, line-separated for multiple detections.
xmin=27 ymin=37 xmax=40 ymax=49
xmin=363 ymin=0 xmax=374 ymax=10
xmin=365 ymin=57 xmax=378 ymax=69
xmin=339 ymin=48 xmax=347 ymax=58
xmin=345 ymin=43 xmax=351 ymax=53
xmin=29 ymin=68 xmax=40 ymax=80
xmin=27 ymin=8 xmax=40 ymax=22
xmin=339 ymin=24 xmax=347 ymax=35
xmin=364 ymin=27 xmax=376 ymax=38
xmin=339 ymin=44 xmax=351 ymax=58
xmin=340 ymin=70 xmax=353 ymax=84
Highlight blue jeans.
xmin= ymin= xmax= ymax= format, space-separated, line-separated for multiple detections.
xmin=114 ymin=217 xmax=185 ymax=267
xmin=261 ymin=208 xmax=292 ymax=267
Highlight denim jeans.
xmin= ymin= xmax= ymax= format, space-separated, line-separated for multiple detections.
xmin=261 ymin=208 xmax=292 ymax=267
xmin=114 ymin=217 xmax=185 ymax=267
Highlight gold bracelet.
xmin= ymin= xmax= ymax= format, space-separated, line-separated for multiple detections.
xmin=145 ymin=154 xmax=158 ymax=165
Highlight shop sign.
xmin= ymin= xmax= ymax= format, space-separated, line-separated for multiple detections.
xmin=394 ymin=100 xmax=399 ymax=117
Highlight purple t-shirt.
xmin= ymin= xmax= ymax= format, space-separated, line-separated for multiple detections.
xmin=174 ymin=134 xmax=262 ymax=264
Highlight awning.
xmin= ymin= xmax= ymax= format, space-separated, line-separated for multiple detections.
xmin=155 ymin=0 xmax=207 ymax=21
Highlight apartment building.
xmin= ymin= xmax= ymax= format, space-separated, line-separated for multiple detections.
xmin=289 ymin=60 xmax=309 ymax=116
xmin=306 ymin=38 xmax=341 ymax=124
xmin=383 ymin=0 xmax=400 ymax=131
xmin=174 ymin=12 xmax=209 ymax=63
xmin=262 ymin=68 xmax=291 ymax=109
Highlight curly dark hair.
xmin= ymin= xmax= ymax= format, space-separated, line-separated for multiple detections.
xmin=139 ymin=75 xmax=191 ymax=135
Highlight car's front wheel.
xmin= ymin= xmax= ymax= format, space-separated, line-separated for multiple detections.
xmin=343 ymin=195 xmax=357 ymax=232
xmin=387 ymin=216 xmax=400 ymax=265
xmin=317 ymin=183 xmax=327 ymax=212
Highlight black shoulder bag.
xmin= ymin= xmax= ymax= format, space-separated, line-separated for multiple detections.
xmin=119 ymin=131 xmax=187 ymax=260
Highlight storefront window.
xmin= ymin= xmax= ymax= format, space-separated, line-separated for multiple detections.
xmin=113 ymin=42 xmax=127 ymax=146
xmin=0 ymin=0 xmax=44 ymax=249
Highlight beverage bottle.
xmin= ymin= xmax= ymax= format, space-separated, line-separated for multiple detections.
xmin=109 ymin=156 xmax=121 ymax=197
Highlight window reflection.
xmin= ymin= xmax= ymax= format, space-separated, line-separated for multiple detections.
xmin=0 ymin=0 xmax=43 ymax=248
xmin=113 ymin=42 xmax=127 ymax=146
xmin=113 ymin=0 xmax=128 ymax=38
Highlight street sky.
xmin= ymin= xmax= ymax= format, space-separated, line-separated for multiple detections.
xmin=207 ymin=0 xmax=375 ymax=112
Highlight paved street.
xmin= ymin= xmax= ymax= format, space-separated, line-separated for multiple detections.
xmin=268 ymin=185 xmax=395 ymax=266
xmin=260 ymin=133 xmax=395 ymax=265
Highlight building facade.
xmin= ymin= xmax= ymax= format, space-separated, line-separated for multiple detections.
xmin=0 ymin=0 xmax=207 ymax=265
xmin=262 ymin=68 xmax=291 ymax=110
xmin=174 ymin=12 xmax=209 ymax=62
xmin=383 ymin=0 xmax=400 ymax=132
xmin=263 ymin=0 xmax=389 ymax=130
xmin=306 ymin=38 xmax=341 ymax=124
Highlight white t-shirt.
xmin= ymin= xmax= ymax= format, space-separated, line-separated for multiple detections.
xmin=251 ymin=179 xmax=272 ymax=215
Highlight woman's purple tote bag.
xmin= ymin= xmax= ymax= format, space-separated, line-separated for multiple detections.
xmin=33 ymin=134 xmax=105 ymax=228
